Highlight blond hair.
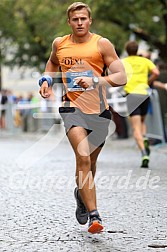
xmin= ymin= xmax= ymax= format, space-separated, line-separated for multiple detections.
xmin=67 ymin=2 xmax=91 ymax=19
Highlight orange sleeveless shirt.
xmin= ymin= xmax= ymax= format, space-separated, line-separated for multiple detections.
xmin=56 ymin=33 xmax=108 ymax=114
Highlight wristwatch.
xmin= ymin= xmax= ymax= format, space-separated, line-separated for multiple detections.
xmin=92 ymin=76 xmax=99 ymax=88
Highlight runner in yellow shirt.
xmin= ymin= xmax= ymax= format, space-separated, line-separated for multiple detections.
xmin=123 ymin=41 xmax=159 ymax=168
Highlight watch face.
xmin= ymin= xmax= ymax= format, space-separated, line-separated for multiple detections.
xmin=93 ymin=77 xmax=99 ymax=84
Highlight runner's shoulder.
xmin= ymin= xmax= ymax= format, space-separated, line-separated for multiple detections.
xmin=52 ymin=37 xmax=62 ymax=48
xmin=99 ymin=37 xmax=114 ymax=45
xmin=98 ymin=37 xmax=115 ymax=53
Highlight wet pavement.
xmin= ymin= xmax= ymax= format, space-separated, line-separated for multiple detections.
xmin=0 ymin=128 xmax=167 ymax=252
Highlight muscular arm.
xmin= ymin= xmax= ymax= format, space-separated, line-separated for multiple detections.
xmin=39 ymin=37 xmax=61 ymax=98
xmin=98 ymin=38 xmax=127 ymax=87
xmin=153 ymin=80 xmax=167 ymax=91
xmin=148 ymin=67 xmax=160 ymax=85
xmin=44 ymin=38 xmax=61 ymax=75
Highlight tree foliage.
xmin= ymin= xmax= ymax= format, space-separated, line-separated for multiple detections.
xmin=0 ymin=0 xmax=167 ymax=75
xmin=0 ymin=0 xmax=70 ymax=71
xmin=95 ymin=0 xmax=167 ymax=59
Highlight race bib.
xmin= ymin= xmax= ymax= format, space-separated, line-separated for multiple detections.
xmin=66 ymin=70 xmax=94 ymax=91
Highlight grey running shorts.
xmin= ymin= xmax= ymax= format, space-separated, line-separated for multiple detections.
xmin=126 ymin=94 xmax=150 ymax=117
xmin=59 ymin=107 xmax=112 ymax=147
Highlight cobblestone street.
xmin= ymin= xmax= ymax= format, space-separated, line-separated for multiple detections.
xmin=0 ymin=129 xmax=167 ymax=252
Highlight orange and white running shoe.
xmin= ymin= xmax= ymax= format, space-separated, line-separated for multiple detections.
xmin=88 ymin=210 xmax=104 ymax=234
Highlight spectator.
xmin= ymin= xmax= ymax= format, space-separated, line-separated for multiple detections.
xmin=0 ymin=89 xmax=8 ymax=129
xmin=153 ymin=61 xmax=167 ymax=141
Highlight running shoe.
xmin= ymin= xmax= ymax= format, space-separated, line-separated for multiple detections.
xmin=74 ymin=187 xmax=88 ymax=225
xmin=144 ymin=137 xmax=150 ymax=156
xmin=88 ymin=210 xmax=104 ymax=234
xmin=141 ymin=155 xmax=149 ymax=168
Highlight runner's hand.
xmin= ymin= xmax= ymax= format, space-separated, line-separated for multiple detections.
xmin=74 ymin=77 xmax=93 ymax=89
xmin=39 ymin=81 xmax=52 ymax=98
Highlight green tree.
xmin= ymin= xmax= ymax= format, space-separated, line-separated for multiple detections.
xmin=0 ymin=0 xmax=97 ymax=89
xmin=0 ymin=0 xmax=167 ymax=89
xmin=94 ymin=0 xmax=167 ymax=59
xmin=0 ymin=0 xmax=69 ymax=71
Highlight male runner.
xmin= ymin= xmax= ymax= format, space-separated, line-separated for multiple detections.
xmin=39 ymin=2 xmax=126 ymax=234
xmin=123 ymin=41 xmax=159 ymax=168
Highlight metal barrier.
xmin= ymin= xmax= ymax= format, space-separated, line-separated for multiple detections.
xmin=107 ymin=88 xmax=166 ymax=143
xmin=1 ymin=101 xmax=62 ymax=133
xmin=1 ymin=89 xmax=166 ymax=143
xmin=145 ymin=89 xmax=166 ymax=143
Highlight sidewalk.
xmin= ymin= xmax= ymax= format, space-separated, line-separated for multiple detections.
xmin=0 ymin=131 xmax=167 ymax=252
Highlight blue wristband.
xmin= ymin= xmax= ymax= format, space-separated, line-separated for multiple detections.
xmin=39 ymin=75 xmax=53 ymax=87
